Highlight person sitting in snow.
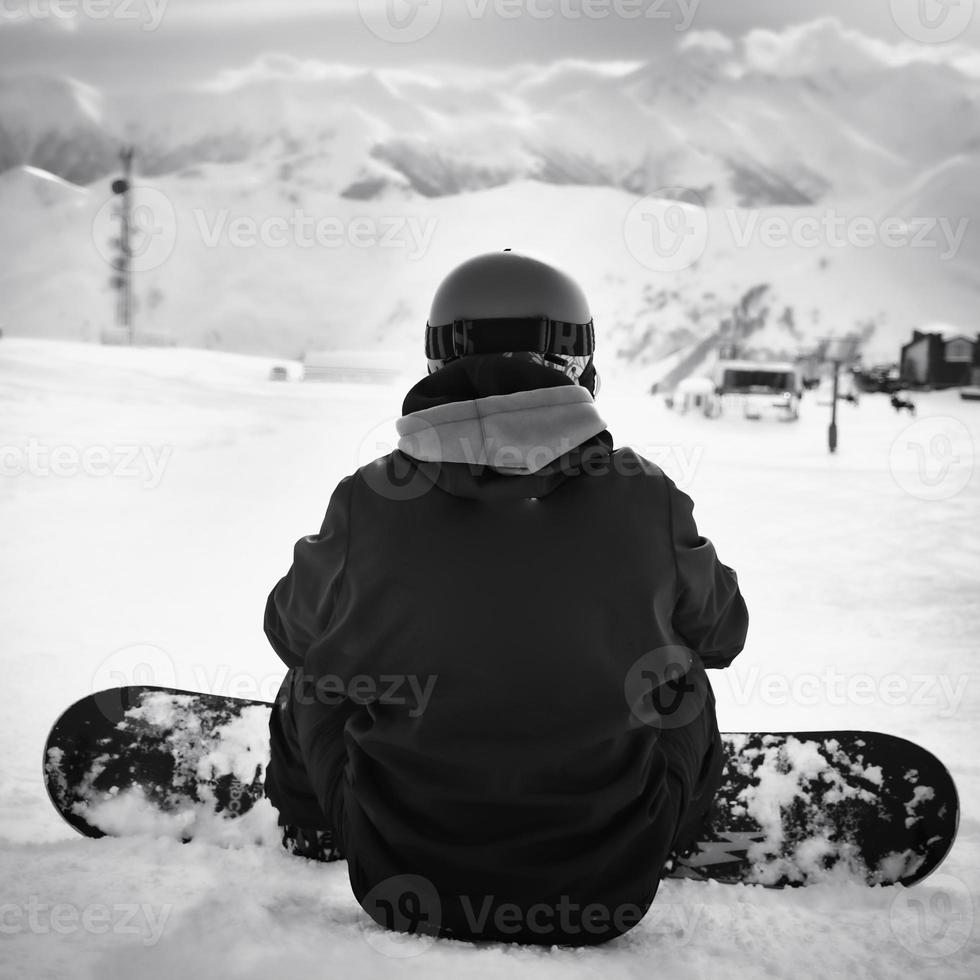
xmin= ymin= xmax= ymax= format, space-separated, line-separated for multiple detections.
xmin=262 ymin=251 xmax=749 ymax=946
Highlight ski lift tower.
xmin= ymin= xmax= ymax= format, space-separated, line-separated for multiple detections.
xmin=110 ymin=146 xmax=135 ymax=343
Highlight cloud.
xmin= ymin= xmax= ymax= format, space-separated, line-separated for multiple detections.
xmin=739 ymin=16 xmax=980 ymax=79
xmin=679 ymin=30 xmax=735 ymax=55
xmin=197 ymin=51 xmax=645 ymax=98
xmin=197 ymin=52 xmax=443 ymax=93
xmin=507 ymin=57 xmax=646 ymax=92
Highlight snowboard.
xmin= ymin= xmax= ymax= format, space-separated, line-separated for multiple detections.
xmin=43 ymin=686 xmax=959 ymax=887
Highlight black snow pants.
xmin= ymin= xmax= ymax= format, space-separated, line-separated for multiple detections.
xmin=264 ymin=664 xmax=725 ymax=874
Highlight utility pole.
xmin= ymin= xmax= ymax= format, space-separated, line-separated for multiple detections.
xmin=823 ymin=335 xmax=860 ymax=454
xmin=828 ymin=356 xmax=841 ymax=453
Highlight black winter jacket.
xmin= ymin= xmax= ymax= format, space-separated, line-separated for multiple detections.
xmin=264 ymin=355 xmax=748 ymax=944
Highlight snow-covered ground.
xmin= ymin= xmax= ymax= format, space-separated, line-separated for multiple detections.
xmin=1 ymin=338 xmax=977 ymax=979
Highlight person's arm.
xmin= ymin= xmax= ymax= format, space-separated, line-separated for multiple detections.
xmin=666 ymin=477 xmax=748 ymax=669
xmin=264 ymin=476 xmax=353 ymax=669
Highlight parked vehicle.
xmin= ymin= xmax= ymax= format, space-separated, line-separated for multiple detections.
xmin=670 ymin=376 xmax=721 ymax=418
xmin=712 ymin=359 xmax=801 ymax=421
xmin=852 ymin=364 xmax=903 ymax=394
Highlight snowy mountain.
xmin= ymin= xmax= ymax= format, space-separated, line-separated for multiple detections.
xmin=2 ymin=45 xmax=979 ymax=205
xmin=2 ymin=25 xmax=978 ymax=370
xmin=0 ymin=74 xmax=119 ymax=186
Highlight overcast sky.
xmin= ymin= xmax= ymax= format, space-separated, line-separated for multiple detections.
xmin=2 ymin=0 xmax=978 ymax=90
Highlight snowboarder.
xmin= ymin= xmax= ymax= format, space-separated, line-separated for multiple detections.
xmin=262 ymin=251 xmax=749 ymax=946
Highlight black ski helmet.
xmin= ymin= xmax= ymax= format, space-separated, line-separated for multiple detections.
xmin=424 ymin=250 xmax=599 ymax=396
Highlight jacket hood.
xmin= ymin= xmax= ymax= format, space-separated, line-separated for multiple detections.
xmin=395 ymin=354 xmax=611 ymax=500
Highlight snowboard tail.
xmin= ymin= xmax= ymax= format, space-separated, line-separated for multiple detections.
xmin=665 ymin=730 xmax=959 ymax=886
xmin=43 ymin=687 xmax=959 ymax=887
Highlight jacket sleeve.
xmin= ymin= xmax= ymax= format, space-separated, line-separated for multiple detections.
xmin=264 ymin=476 xmax=353 ymax=669
xmin=666 ymin=477 xmax=748 ymax=669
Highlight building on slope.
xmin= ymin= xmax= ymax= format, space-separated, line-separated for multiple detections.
xmin=900 ymin=329 xmax=979 ymax=389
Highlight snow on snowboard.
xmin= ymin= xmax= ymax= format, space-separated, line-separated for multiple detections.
xmin=43 ymin=686 xmax=958 ymax=887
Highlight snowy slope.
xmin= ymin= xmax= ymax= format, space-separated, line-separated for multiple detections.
xmin=0 ymin=338 xmax=977 ymax=978
xmin=1 ymin=169 xmax=977 ymax=368
xmin=0 ymin=165 xmax=89 ymax=214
